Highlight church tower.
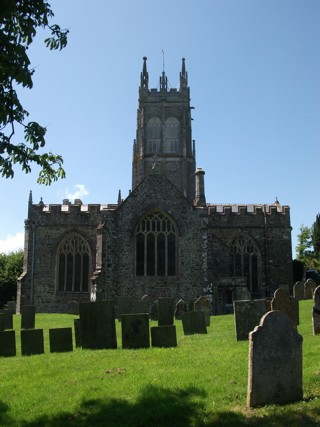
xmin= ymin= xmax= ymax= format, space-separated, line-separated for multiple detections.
xmin=132 ymin=57 xmax=196 ymax=201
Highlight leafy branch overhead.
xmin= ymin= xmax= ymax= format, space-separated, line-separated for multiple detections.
xmin=0 ymin=0 xmax=69 ymax=185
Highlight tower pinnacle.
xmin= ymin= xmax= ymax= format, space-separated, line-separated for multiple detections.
xmin=180 ymin=57 xmax=188 ymax=89
xmin=140 ymin=56 xmax=148 ymax=89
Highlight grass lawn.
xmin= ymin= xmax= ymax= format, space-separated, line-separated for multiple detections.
xmin=0 ymin=300 xmax=319 ymax=426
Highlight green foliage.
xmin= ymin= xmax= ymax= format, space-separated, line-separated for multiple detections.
xmin=312 ymin=213 xmax=320 ymax=258
xmin=0 ymin=250 xmax=23 ymax=307
xmin=295 ymin=224 xmax=320 ymax=270
xmin=0 ymin=0 xmax=68 ymax=184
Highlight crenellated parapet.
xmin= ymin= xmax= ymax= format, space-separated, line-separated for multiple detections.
xmin=207 ymin=203 xmax=290 ymax=216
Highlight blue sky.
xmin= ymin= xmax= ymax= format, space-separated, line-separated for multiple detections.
xmin=1 ymin=0 xmax=319 ymax=257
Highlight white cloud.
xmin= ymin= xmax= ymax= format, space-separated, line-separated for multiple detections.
xmin=0 ymin=232 xmax=24 ymax=254
xmin=65 ymin=184 xmax=89 ymax=202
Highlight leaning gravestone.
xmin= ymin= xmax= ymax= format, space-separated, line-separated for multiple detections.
xmin=158 ymin=297 xmax=175 ymax=326
xmin=49 ymin=328 xmax=73 ymax=353
xmin=133 ymin=300 xmax=149 ymax=314
xmin=121 ymin=313 xmax=150 ymax=349
xmin=174 ymin=299 xmax=188 ymax=320
xmin=305 ymin=278 xmax=317 ymax=300
xmin=0 ymin=330 xmax=16 ymax=357
xmin=79 ymin=300 xmax=117 ymax=349
xmin=194 ymin=296 xmax=211 ymax=326
xmin=116 ymin=296 xmax=134 ymax=320
xmin=271 ymin=288 xmax=299 ymax=327
xmin=21 ymin=329 xmax=44 ymax=356
xmin=74 ymin=318 xmax=81 ymax=348
xmin=247 ymin=310 xmax=303 ymax=407
xmin=233 ymin=299 xmax=268 ymax=341
xmin=182 ymin=311 xmax=207 ymax=335
xmin=151 ymin=325 xmax=177 ymax=348
xmin=312 ymin=285 xmax=320 ymax=335
xmin=21 ymin=305 xmax=35 ymax=329
xmin=293 ymin=281 xmax=305 ymax=300
xmin=68 ymin=301 xmax=79 ymax=315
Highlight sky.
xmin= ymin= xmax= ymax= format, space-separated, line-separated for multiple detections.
xmin=0 ymin=0 xmax=319 ymax=257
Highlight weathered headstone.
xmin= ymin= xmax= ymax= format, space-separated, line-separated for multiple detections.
xmin=79 ymin=300 xmax=117 ymax=349
xmin=74 ymin=318 xmax=81 ymax=348
xmin=49 ymin=327 xmax=73 ymax=353
xmin=235 ymin=287 xmax=251 ymax=301
xmin=247 ymin=311 xmax=303 ymax=407
xmin=6 ymin=301 xmax=16 ymax=314
xmin=68 ymin=301 xmax=79 ymax=315
xmin=151 ymin=325 xmax=177 ymax=348
xmin=271 ymin=288 xmax=299 ymax=327
xmin=150 ymin=300 xmax=158 ymax=321
xmin=158 ymin=297 xmax=175 ymax=326
xmin=21 ymin=305 xmax=35 ymax=329
xmin=0 ymin=313 xmax=5 ymax=332
xmin=194 ymin=296 xmax=211 ymax=326
xmin=182 ymin=311 xmax=207 ymax=335
xmin=305 ymin=278 xmax=317 ymax=300
xmin=133 ymin=300 xmax=149 ymax=314
xmin=293 ymin=281 xmax=305 ymax=300
xmin=121 ymin=313 xmax=150 ymax=349
xmin=0 ymin=309 xmax=13 ymax=330
xmin=233 ymin=299 xmax=268 ymax=341
xmin=0 ymin=330 xmax=16 ymax=357
xmin=21 ymin=329 xmax=44 ymax=356
xmin=116 ymin=296 xmax=134 ymax=320
xmin=312 ymin=285 xmax=320 ymax=335
xmin=174 ymin=299 xmax=188 ymax=320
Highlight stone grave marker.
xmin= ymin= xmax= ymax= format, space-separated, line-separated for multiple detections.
xmin=174 ymin=299 xmax=188 ymax=320
xmin=6 ymin=301 xmax=16 ymax=314
xmin=233 ymin=299 xmax=268 ymax=341
xmin=0 ymin=313 xmax=5 ymax=332
xmin=293 ymin=281 xmax=305 ymax=300
xmin=235 ymin=287 xmax=251 ymax=301
xmin=79 ymin=300 xmax=117 ymax=349
xmin=194 ymin=296 xmax=211 ymax=326
xmin=49 ymin=327 xmax=73 ymax=353
xmin=305 ymin=278 xmax=317 ymax=300
xmin=312 ymin=285 xmax=320 ymax=335
xmin=271 ymin=288 xmax=299 ymax=327
xmin=21 ymin=305 xmax=35 ymax=329
xmin=182 ymin=311 xmax=207 ymax=335
xmin=116 ymin=296 xmax=134 ymax=320
xmin=0 ymin=330 xmax=16 ymax=357
xmin=133 ymin=300 xmax=149 ymax=314
xmin=74 ymin=318 xmax=81 ymax=348
xmin=158 ymin=297 xmax=175 ymax=326
xmin=0 ymin=309 xmax=13 ymax=330
xmin=21 ymin=329 xmax=44 ymax=356
xmin=68 ymin=301 xmax=79 ymax=315
xmin=150 ymin=300 xmax=158 ymax=321
xmin=151 ymin=325 xmax=177 ymax=348
xmin=121 ymin=313 xmax=150 ymax=349
xmin=247 ymin=310 xmax=303 ymax=407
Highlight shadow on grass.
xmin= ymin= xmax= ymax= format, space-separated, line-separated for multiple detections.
xmin=1 ymin=387 xmax=320 ymax=427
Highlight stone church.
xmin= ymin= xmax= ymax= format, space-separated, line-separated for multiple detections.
xmin=17 ymin=57 xmax=293 ymax=314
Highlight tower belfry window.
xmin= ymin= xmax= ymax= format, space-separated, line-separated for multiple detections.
xmin=164 ymin=117 xmax=179 ymax=153
xmin=146 ymin=118 xmax=161 ymax=154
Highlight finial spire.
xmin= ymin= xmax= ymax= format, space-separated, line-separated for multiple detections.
xmin=180 ymin=57 xmax=188 ymax=89
xmin=140 ymin=56 xmax=148 ymax=89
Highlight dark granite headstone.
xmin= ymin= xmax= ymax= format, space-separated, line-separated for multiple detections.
xmin=49 ymin=328 xmax=73 ymax=353
xmin=133 ymin=300 xmax=149 ymax=314
xmin=233 ymin=299 xmax=268 ymax=341
xmin=247 ymin=311 xmax=303 ymax=407
xmin=121 ymin=313 xmax=150 ymax=349
xmin=0 ymin=330 xmax=16 ymax=357
xmin=194 ymin=296 xmax=211 ymax=326
xmin=174 ymin=299 xmax=188 ymax=320
xmin=79 ymin=300 xmax=117 ymax=349
xmin=158 ymin=297 xmax=175 ymax=326
xmin=21 ymin=329 xmax=44 ymax=356
xmin=182 ymin=311 xmax=207 ymax=335
xmin=74 ymin=318 xmax=81 ymax=348
xmin=151 ymin=325 xmax=177 ymax=348
xmin=0 ymin=310 xmax=13 ymax=330
xmin=21 ymin=305 xmax=35 ymax=329
xmin=68 ymin=301 xmax=79 ymax=315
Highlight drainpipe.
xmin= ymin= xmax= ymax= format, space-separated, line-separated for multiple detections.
xmin=30 ymin=221 xmax=36 ymax=305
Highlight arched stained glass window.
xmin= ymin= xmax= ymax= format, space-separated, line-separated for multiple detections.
xmin=57 ymin=233 xmax=91 ymax=292
xmin=136 ymin=211 xmax=177 ymax=277
xmin=164 ymin=117 xmax=179 ymax=153
xmin=146 ymin=117 xmax=161 ymax=154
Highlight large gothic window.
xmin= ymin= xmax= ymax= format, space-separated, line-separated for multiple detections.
xmin=164 ymin=117 xmax=179 ymax=153
xmin=229 ymin=235 xmax=260 ymax=295
xmin=146 ymin=117 xmax=161 ymax=154
xmin=57 ymin=233 xmax=91 ymax=292
xmin=136 ymin=211 xmax=177 ymax=277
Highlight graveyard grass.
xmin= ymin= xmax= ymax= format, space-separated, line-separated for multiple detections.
xmin=1 ymin=301 xmax=320 ymax=427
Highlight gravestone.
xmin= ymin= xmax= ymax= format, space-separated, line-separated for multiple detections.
xmin=0 ymin=313 xmax=5 ymax=332
xmin=121 ymin=313 xmax=150 ymax=349
xmin=181 ymin=311 xmax=207 ymax=335
xmin=233 ymin=299 xmax=268 ymax=341
xmin=235 ymin=287 xmax=251 ymax=301
xmin=312 ymin=285 xmax=320 ymax=335
xmin=194 ymin=296 xmax=211 ymax=326
xmin=133 ymin=300 xmax=149 ymax=314
xmin=0 ymin=310 xmax=13 ymax=330
xmin=151 ymin=325 xmax=177 ymax=348
xmin=174 ymin=299 xmax=188 ymax=320
xmin=74 ymin=318 xmax=81 ymax=348
xmin=271 ymin=288 xmax=299 ymax=327
xmin=21 ymin=329 xmax=44 ymax=356
xmin=158 ymin=297 xmax=175 ymax=326
xmin=0 ymin=330 xmax=16 ymax=357
xmin=6 ymin=301 xmax=16 ymax=314
xmin=68 ymin=301 xmax=79 ymax=315
xmin=21 ymin=305 xmax=35 ymax=329
xmin=79 ymin=300 xmax=117 ymax=349
xmin=247 ymin=310 xmax=303 ymax=407
xmin=150 ymin=300 xmax=158 ymax=321
xmin=49 ymin=328 xmax=73 ymax=353
xmin=293 ymin=281 xmax=305 ymax=300
xmin=117 ymin=296 xmax=134 ymax=320
xmin=305 ymin=278 xmax=317 ymax=300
